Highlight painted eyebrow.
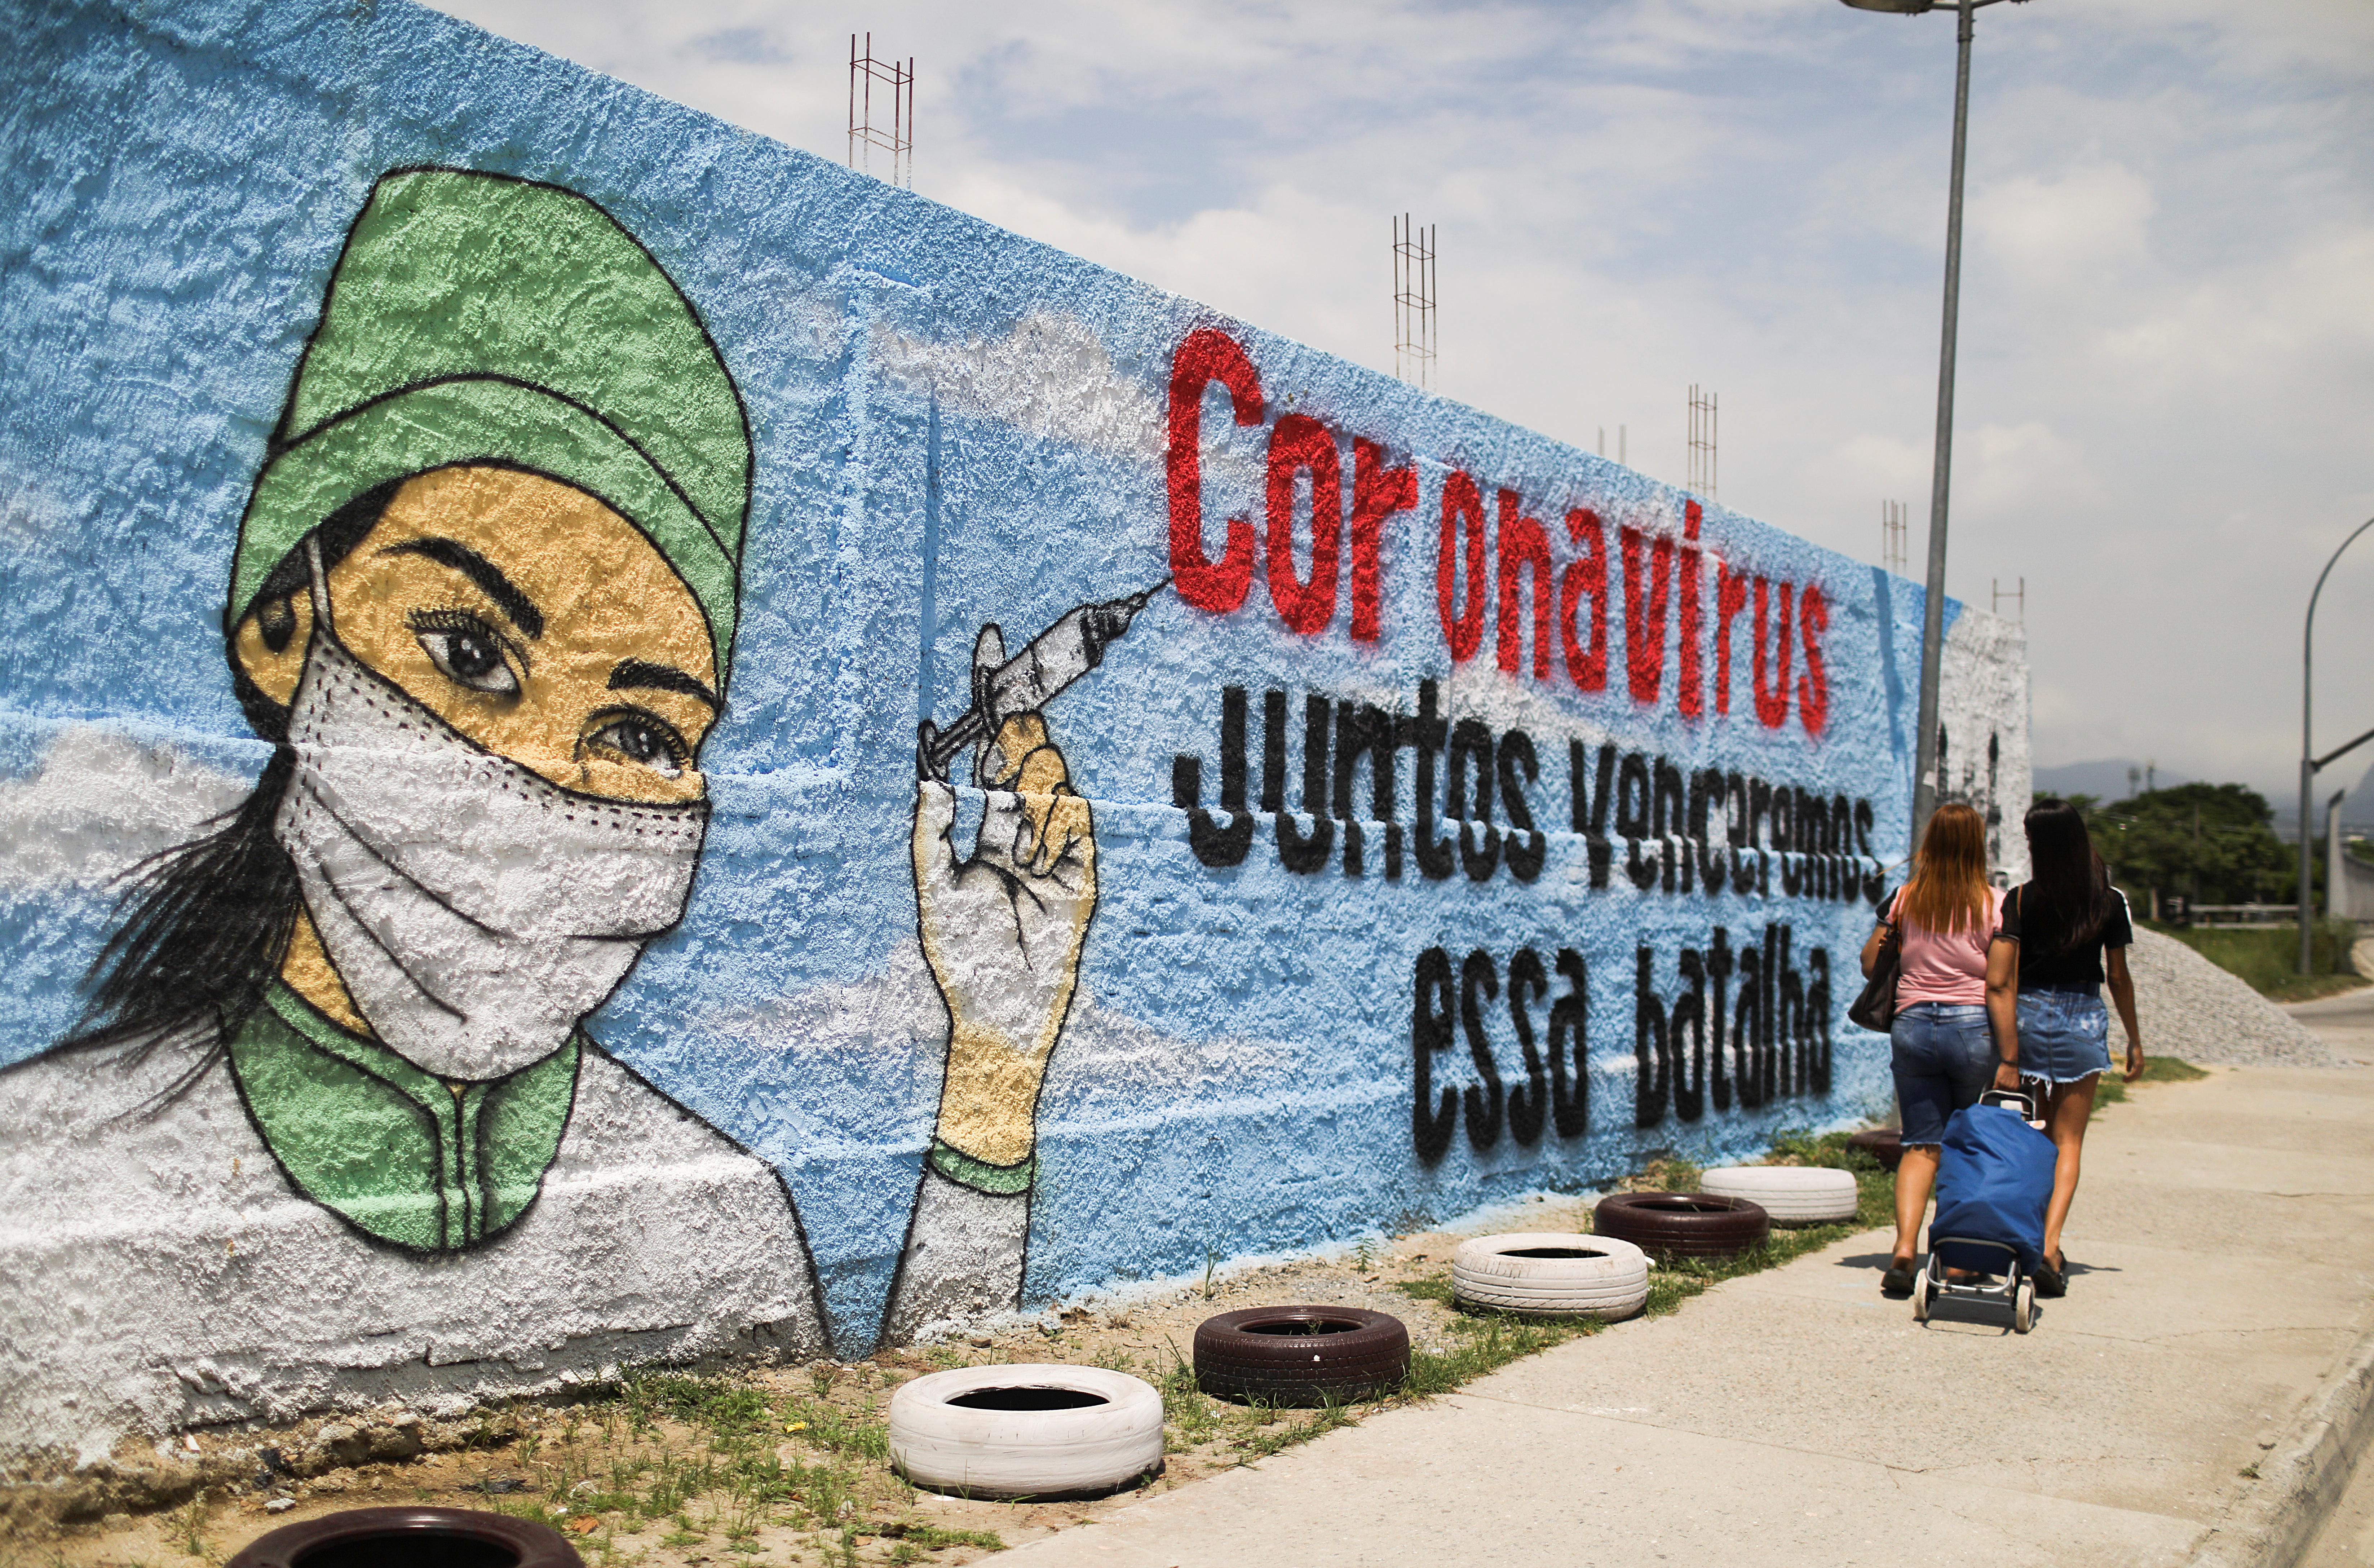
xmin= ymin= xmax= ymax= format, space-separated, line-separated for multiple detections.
xmin=379 ymin=538 xmax=545 ymax=640
xmin=610 ymin=658 xmax=721 ymax=712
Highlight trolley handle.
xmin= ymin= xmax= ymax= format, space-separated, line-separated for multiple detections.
xmin=1981 ymin=1088 xmax=2045 ymax=1128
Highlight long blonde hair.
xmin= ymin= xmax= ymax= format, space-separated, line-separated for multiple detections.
xmin=1898 ymin=801 xmax=1992 ymax=935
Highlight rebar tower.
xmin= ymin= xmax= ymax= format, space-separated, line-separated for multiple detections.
xmin=1882 ymin=499 xmax=1908 ymax=576
xmin=1393 ymin=216 xmax=1436 ymax=390
xmin=1687 ymin=385 xmax=1718 ymax=500
xmin=848 ymin=34 xmax=913 ymax=189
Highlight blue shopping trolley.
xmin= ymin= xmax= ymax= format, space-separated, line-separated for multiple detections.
xmin=1915 ymin=1090 xmax=2056 ymax=1333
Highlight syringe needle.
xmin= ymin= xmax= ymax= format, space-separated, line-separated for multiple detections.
xmin=918 ymin=577 xmax=1172 ymax=782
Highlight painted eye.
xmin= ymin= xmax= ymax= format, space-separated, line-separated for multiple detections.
xmin=410 ymin=613 xmax=521 ymax=697
xmin=590 ymin=713 xmax=688 ymax=778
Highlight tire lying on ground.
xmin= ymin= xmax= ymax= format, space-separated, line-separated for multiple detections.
xmin=1846 ymin=1128 xmax=1904 ymax=1172
xmin=1452 ymin=1232 xmax=1650 ymax=1321
xmin=1194 ymin=1306 xmax=1410 ymax=1406
xmin=227 ymin=1506 xmax=582 ymax=1568
xmin=889 ymin=1364 xmax=1164 ymax=1499
xmin=1592 ymin=1192 xmax=1771 ymax=1260
xmin=1698 ymin=1166 xmax=1860 ymax=1225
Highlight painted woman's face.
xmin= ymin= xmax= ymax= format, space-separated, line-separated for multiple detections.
xmin=235 ymin=465 xmax=719 ymax=807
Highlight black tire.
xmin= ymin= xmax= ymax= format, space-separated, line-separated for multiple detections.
xmin=226 ymin=1506 xmax=582 ymax=1568
xmin=1847 ymin=1128 xmax=1905 ymax=1172
xmin=1592 ymin=1192 xmax=1770 ymax=1260
xmin=1194 ymin=1306 xmax=1409 ymax=1406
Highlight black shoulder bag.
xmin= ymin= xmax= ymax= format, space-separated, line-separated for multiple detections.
xmin=1848 ymin=892 xmax=1904 ymax=1032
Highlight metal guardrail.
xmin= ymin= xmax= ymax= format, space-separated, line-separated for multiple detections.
xmin=2184 ymin=903 xmax=2313 ymax=928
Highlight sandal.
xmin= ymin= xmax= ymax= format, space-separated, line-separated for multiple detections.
xmin=2033 ymin=1254 xmax=2067 ymax=1299
xmin=1882 ymin=1259 xmax=1918 ymax=1298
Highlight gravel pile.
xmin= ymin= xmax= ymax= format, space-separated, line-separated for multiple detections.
xmin=2123 ymin=927 xmax=2336 ymax=1067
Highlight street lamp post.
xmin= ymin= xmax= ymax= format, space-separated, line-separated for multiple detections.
xmin=2298 ymin=516 xmax=2374 ymax=975
xmin=1838 ymin=0 xmax=2024 ymax=855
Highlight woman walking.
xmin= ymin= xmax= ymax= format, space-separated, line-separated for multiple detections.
xmin=2001 ymin=799 xmax=2144 ymax=1298
xmin=1864 ymin=802 xmax=2021 ymax=1298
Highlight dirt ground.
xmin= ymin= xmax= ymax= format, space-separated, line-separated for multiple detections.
xmin=8 ymin=1193 xmax=1605 ymax=1568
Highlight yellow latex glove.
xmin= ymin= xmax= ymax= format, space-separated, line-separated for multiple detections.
xmin=911 ymin=712 xmax=1097 ymax=1168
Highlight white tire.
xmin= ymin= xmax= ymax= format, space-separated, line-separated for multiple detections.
xmin=1699 ymin=1166 xmax=1859 ymax=1225
xmin=888 ymin=1364 xmax=1163 ymax=1499
xmin=1451 ymin=1232 xmax=1650 ymax=1321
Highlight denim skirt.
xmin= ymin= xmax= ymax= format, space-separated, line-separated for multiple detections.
xmin=2016 ymin=988 xmax=2113 ymax=1084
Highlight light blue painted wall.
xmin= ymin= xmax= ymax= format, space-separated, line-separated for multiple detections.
xmin=0 ymin=0 xmax=1972 ymax=1350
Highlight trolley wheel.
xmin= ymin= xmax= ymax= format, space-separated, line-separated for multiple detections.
xmin=2013 ymin=1278 xmax=2035 ymax=1334
xmin=1911 ymin=1265 xmax=1932 ymax=1324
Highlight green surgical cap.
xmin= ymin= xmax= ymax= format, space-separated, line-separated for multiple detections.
xmin=229 ymin=168 xmax=751 ymax=680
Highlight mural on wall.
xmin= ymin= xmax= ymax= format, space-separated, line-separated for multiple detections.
xmin=0 ymin=167 xmax=1134 ymax=1452
xmin=0 ymin=0 xmax=2030 ymax=1461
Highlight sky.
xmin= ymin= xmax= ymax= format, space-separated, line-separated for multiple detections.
xmin=425 ymin=0 xmax=2374 ymax=803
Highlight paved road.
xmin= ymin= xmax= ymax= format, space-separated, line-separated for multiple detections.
xmin=998 ymin=1060 xmax=2374 ymax=1568
xmin=2309 ymin=1457 xmax=2374 ymax=1568
xmin=2291 ymin=986 xmax=2374 ymax=1066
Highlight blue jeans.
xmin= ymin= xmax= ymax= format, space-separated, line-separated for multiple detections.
xmin=1892 ymin=1002 xmax=1997 ymax=1147
xmin=2017 ymin=989 xmax=2113 ymax=1084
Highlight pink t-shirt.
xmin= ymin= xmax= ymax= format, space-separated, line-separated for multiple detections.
xmin=1886 ymin=885 xmax=2004 ymax=1008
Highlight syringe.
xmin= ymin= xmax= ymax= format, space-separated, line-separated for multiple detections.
xmin=918 ymin=578 xmax=1172 ymax=782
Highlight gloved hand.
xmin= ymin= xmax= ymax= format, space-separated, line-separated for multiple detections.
xmin=911 ymin=711 xmax=1097 ymax=1170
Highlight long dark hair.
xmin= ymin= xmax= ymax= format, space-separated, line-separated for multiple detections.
xmin=62 ymin=483 xmax=399 ymax=1061
xmin=2021 ymin=797 xmax=2117 ymax=954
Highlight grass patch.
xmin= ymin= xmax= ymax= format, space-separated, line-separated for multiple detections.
xmin=1400 ymin=1306 xmax=1605 ymax=1395
xmin=2147 ymin=920 xmax=2366 ymax=1002
xmin=1154 ymin=1334 xmax=1369 ymax=1464
xmin=1229 ymin=1394 xmax=1360 ymax=1460
xmin=867 ymin=1521 xmax=1008 ymax=1551
xmin=1626 ymin=1130 xmax=1895 ymax=1317
xmin=2092 ymin=1053 xmax=2206 ymax=1107
xmin=2265 ymin=972 xmax=2372 ymax=1003
xmin=1381 ymin=1130 xmax=1894 ymax=1397
xmin=1389 ymin=1275 xmax=1454 ymax=1306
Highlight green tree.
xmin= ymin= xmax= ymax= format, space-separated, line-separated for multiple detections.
xmin=2076 ymin=784 xmax=2293 ymax=909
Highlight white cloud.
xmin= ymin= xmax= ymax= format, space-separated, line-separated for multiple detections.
xmin=1973 ymin=163 xmax=2156 ymax=290
xmin=0 ymin=728 xmax=249 ymax=892
xmin=871 ymin=308 xmax=1164 ymax=464
xmin=690 ymin=941 xmax=1279 ymax=1140
xmin=425 ymin=0 xmax=2374 ymax=797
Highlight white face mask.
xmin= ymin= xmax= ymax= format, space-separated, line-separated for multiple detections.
xmin=272 ymin=540 xmax=708 ymax=1080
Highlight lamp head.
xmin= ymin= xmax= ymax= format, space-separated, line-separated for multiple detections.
xmin=1838 ymin=0 xmax=1937 ymax=11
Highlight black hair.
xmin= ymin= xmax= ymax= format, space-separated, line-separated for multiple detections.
xmin=2021 ymin=797 xmax=2116 ymax=955
xmin=228 ymin=480 xmax=403 ymax=740
xmin=63 ymin=480 xmax=402 ymax=1062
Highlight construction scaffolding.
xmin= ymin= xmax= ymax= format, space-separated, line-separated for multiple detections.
xmin=1392 ymin=216 xmax=1436 ymax=391
xmin=1992 ymin=575 xmax=2025 ymax=623
xmin=1883 ymin=499 xmax=1907 ymax=576
xmin=1687 ymin=385 xmax=1717 ymax=500
xmin=848 ymin=34 xmax=913 ymax=190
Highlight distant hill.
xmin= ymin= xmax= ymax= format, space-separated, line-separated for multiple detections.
xmin=2271 ymin=759 xmax=2374 ymax=839
xmin=2033 ymin=759 xmax=2195 ymax=803
xmin=2338 ymin=758 xmax=2374 ymax=833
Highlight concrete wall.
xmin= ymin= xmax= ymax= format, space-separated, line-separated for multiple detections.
xmin=2330 ymin=805 xmax=2374 ymax=921
xmin=0 ymin=0 xmax=2030 ymax=1461
xmin=1937 ymin=606 xmax=2032 ymax=883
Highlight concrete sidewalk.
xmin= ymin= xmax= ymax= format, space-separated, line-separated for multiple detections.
xmin=999 ymin=1060 xmax=2374 ymax=1568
